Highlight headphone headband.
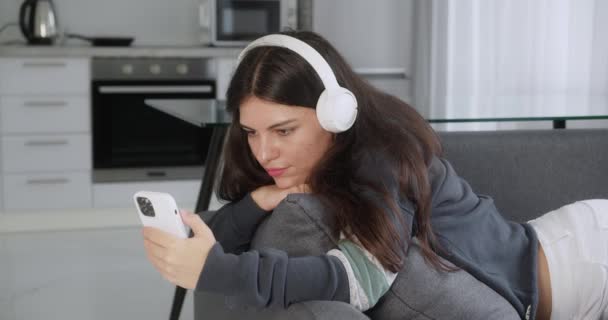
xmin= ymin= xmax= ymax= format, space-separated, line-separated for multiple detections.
xmin=235 ymin=34 xmax=358 ymax=133
xmin=237 ymin=34 xmax=340 ymax=90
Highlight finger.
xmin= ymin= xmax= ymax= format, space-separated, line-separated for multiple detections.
xmin=144 ymin=238 xmax=167 ymax=262
xmin=143 ymin=241 xmax=174 ymax=271
xmin=145 ymin=248 xmax=164 ymax=271
xmin=146 ymin=250 xmax=172 ymax=279
xmin=143 ymin=227 xmax=177 ymax=248
xmin=143 ymin=240 xmax=164 ymax=268
xmin=181 ymin=212 xmax=213 ymax=238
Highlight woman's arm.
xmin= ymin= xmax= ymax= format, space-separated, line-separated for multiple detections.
xmin=150 ymin=192 xmax=405 ymax=311
xmin=195 ymin=239 xmax=397 ymax=311
xmin=200 ymin=193 xmax=269 ymax=254
xmin=194 ymin=178 xmax=407 ymax=310
xmin=196 ymin=242 xmax=351 ymax=308
xmin=199 ymin=184 xmax=310 ymax=254
xmin=197 ymin=189 xmax=410 ymax=312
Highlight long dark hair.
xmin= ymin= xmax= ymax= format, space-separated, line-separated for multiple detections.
xmin=217 ymin=30 xmax=447 ymax=272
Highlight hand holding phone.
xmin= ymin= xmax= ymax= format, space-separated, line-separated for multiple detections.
xmin=133 ymin=191 xmax=189 ymax=239
xmin=138 ymin=191 xmax=217 ymax=289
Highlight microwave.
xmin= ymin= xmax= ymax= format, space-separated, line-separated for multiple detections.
xmin=203 ymin=0 xmax=298 ymax=46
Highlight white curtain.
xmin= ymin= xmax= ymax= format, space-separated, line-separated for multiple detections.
xmin=413 ymin=0 xmax=608 ymax=130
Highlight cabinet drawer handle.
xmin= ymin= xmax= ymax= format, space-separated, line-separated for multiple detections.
xmin=22 ymin=61 xmax=68 ymax=68
xmin=98 ymin=85 xmax=213 ymax=94
xmin=26 ymin=178 xmax=70 ymax=185
xmin=23 ymin=101 xmax=68 ymax=108
xmin=25 ymin=140 xmax=69 ymax=146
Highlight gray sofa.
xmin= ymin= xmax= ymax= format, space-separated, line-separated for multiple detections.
xmin=194 ymin=128 xmax=608 ymax=319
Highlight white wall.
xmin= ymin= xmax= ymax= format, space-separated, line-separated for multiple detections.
xmin=0 ymin=0 xmax=205 ymax=45
xmin=312 ymin=0 xmax=414 ymax=104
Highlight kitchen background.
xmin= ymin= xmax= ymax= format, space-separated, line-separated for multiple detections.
xmin=1 ymin=0 xmax=607 ymax=319
xmin=0 ymin=1 xmax=413 ymax=319
xmin=0 ymin=0 xmax=214 ymax=45
xmin=0 ymin=0 xmax=414 ymax=214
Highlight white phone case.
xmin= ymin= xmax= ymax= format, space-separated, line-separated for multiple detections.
xmin=133 ymin=191 xmax=189 ymax=239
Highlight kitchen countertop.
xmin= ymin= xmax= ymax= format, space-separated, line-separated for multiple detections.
xmin=0 ymin=207 xmax=142 ymax=233
xmin=0 ymin=205 xmax=196 ymax=234
xmin=0 ymin=193 xmax=223 ymax=234
xmin=0 ymin=44 xmax=243 ymax=58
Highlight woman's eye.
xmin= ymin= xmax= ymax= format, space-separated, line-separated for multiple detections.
xmin=243 ymin=129 xmax=256 ymax=137
xmin=277 ymin=128 xmax=293 ymax=136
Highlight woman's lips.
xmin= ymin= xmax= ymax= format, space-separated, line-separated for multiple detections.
xmin=266 ymin=168 xmax=287 ymax=177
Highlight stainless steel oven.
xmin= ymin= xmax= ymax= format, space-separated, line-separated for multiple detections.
xmin=92 ymin=57 xmax=216 ymax=182
xmin=206 ymin=0 xmax=298 ymax=46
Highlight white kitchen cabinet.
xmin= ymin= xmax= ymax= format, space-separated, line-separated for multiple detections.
xmin=0 ymin=57 xmax=92 ymax=211
xmin=3 ymin=172 xmax=92 ymax=210
xmin=0 ymin=58 xmax=89 ymax=95
xmin=0 ymin=96 xmax=90 ymax=134
xmin=1 ymin=134 xmax=91 ymax=173
xmin=312 ymin=0 xmax=413 ymax=103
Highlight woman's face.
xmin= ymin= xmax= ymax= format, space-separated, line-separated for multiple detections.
xmin=239 ymin=95 xmax=334 ymax=189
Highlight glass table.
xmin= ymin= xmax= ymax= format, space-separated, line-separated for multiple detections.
xmin=144 ymin=99 xmax=230 ymax=212
xmin=145 ymin=98 xmax=608 ymax=213
xmin=146 ymin=99 xmax=608 ymax=129
xmin=428 ymin=115 xmax=608 ymax=129
xmin=424 ymin=97 xmax=608 ymax=129
xmin=145 ymin=98 xmax=608 ymax=319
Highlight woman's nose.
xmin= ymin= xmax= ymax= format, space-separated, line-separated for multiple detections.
xmin=258 ymin=137 xmax=279 ymax=163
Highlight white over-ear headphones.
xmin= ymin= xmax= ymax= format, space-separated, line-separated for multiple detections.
xmin=236 ymin=34 xmax=358 ymax=133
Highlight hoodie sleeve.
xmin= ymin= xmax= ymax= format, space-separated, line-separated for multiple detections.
xmin=198 ymin=193 xmax=269 ymax=254
xmin=196 ymin=242 xmax=351 ymax=308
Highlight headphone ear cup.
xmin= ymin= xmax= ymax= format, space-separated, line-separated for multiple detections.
xmin=316 ymin=87 xmax=358 ymax=133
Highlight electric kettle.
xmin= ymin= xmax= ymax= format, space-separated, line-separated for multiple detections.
xmin=19 ymin=0 xmax=59 ymax=45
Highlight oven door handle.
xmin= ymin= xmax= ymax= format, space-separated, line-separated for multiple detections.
xmin=98 ymin=85 xmax=214 ymax=94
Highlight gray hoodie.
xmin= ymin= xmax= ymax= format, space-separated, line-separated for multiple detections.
xmin=196 ymin=156 xmax=539 ymax=320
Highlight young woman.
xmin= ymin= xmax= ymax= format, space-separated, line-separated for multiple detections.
xmin=142 ymin=30 xmax=608 ymax=320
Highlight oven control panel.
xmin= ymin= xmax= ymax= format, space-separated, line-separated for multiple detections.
xmin=92 ymin=57 xmax=212 ymax=80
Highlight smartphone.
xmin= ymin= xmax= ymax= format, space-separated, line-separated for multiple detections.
xmin=133 ymin=191 xmax=189 ymax=239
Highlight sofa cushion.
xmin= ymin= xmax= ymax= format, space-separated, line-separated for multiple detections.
xmin=439 ymin=129 xmax=608 ymax=222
